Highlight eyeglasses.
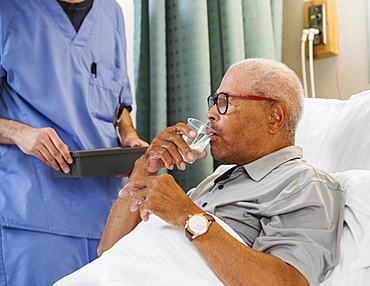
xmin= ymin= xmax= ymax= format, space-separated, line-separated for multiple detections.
xmin=207 ymin=92 xmax=277 ymax=115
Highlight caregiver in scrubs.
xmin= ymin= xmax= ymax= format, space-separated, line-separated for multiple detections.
xmin=0 ymin=0 xmax=147 ymax=284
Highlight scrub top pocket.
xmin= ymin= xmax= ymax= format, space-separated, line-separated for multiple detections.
xmin=89 ymin=63 xmax=124 ymax=123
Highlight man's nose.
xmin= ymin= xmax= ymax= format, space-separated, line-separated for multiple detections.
xmin=207 ymin=105 xmax=220 ymax=122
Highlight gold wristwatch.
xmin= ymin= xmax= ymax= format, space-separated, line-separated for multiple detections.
xmin=185 ymin=213 xmax=215 ymax=241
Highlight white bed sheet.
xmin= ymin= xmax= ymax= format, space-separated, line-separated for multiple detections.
xmin=54 ymin=214 xmax=246 ymax=286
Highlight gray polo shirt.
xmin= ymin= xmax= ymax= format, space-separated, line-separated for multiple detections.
xmin=187 ymin=146 xmax=345 ymax=286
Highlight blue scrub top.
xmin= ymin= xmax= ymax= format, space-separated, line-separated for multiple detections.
xmin=0 ymin=0 xmax=131 ymax=238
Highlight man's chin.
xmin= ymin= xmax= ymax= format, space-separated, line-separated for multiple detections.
xmin=210 ymin=149 xmax=227 ymax=164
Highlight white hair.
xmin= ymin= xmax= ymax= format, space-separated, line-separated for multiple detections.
xmin=229 ymin=58 xmax=304 ymax=141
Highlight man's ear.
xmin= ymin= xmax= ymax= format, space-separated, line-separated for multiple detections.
xmin=268 ymin=102 xmax=288 ymax=134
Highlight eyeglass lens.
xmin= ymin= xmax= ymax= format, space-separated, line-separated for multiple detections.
xmin=208 ymin=93 xmax=228 ymax=115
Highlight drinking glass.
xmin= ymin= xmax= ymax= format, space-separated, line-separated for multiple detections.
xmin=181 ymin=118 xmax=214 ymax=164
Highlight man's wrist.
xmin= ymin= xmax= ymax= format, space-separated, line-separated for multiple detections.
xmin=131 ymin=155 xmax=157 ymax=178
xmin=184 ymin=213 xmax=215 ymax=241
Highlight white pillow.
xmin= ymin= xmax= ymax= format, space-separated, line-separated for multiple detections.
xmin=296 ymin=91 xmax=370 ymax=172
xmin=320 ymin=170 xmax=370 ymax=286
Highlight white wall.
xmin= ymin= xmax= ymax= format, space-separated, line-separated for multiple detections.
xmin=283 ymin=0 xmax=370 ymax=100
xmin=116 ymin=0 xmax=137 ymax=125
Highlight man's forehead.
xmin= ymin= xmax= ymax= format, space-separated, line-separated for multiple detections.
xmin=217 ymin=69 xmax=252 ymax=95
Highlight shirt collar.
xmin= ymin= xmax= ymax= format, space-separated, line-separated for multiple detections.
xmin=242 ymin=146 xmax=303 ymax=182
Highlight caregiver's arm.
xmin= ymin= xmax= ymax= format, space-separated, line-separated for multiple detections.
xmin=116 ymin=108 xmax=148 ymax=148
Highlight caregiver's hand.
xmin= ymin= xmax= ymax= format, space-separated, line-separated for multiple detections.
xmin=0 ymin=119 xmax=73 ymax=173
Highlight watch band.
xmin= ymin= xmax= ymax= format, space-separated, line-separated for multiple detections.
xmin=185 ymin=213 xmax=215 ymax=241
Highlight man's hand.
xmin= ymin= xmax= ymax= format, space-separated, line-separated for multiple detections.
xmin=119 ymin=173 xmax=201 ymax=226
xmin=118 ymin=122 xmax=207 ymax=179
xmin=140 ymin=123 xmax=207 ymax=173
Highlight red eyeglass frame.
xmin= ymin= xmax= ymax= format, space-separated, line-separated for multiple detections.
xmin=227 ymin=94 xmax=277 ymax=102
xmin=208 ymin=92 xmax=277 ymax=115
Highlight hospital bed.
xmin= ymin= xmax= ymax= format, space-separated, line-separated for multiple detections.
xmin=55 ymin=91 xmax=370 ymax=285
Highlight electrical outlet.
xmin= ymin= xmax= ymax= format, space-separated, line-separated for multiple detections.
xmin=304 ymin=0 xmax=339 ymax=58
xmin=308 ymin=4 xmax=326 ymax=45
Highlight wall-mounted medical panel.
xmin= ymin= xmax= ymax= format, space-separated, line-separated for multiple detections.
xmin=304 ymin=0 xmax=339 ymax=58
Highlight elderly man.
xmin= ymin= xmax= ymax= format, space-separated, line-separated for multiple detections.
xmin=57 ymin=58 xmax=345 ymax=286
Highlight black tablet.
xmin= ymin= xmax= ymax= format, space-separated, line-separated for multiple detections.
xmin=53 ymin=146 xmax=147 ymax=178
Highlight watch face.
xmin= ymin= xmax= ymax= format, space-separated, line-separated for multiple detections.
xmin=188 ymin=215 xmax=208 ymax=235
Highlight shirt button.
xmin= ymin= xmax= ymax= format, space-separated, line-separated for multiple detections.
xmin=218 ymin=185 xmax=224 ymax=190
xmin=202 ymin=202 xmax=208 ymax=207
